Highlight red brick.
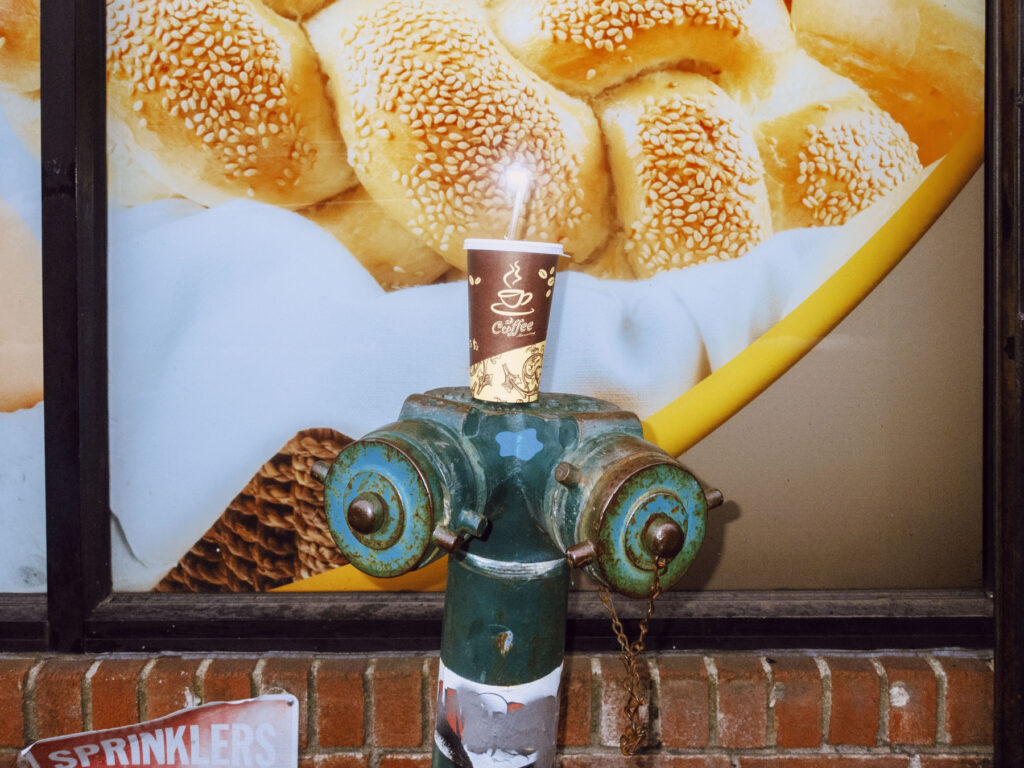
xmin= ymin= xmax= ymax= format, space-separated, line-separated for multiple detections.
xmin=372 ymin=658 xmax=423 ymax=748
xmin=880 ymin=656 xmax=937 ymax=745
xmin=738 ymin=759 xmax=910 ymax=768
xmin=143 ymin=657 xmax=201 ymax=719
xmin=598 ymin=655 xmax=651 ymax=749
xmin=202 ymin=657 xmax=255 ymax=703
xmin=90 ymin=658 xmax=146 ymax=730
xmin=937 ymin=657 xmax=992 ymax=745
xmin=658 ymin=655 xmax=709 ymax=748
xmin=560 ymin=757 xmax=730 ymax=768
xmin=770 ymin=656 xmax=823 ymax=748
xmin=825 ymin=656 xmax=880 ymax=746
xmin=714 ymin=655 xmax=768 ymax=749
xmin=919 ymin=758 xmax=993 ymax=768
xmin=557 ymin=655 xmax=591 ymax=747
xmin=317 ymin=657 xmax=366 ymax=748
xmin=297 ymin=753 xmax=368 ymax=768
xmin=0 ymin=658 xmax=35 ymax=747
xmin=0 ymin=747 xmax=21 ymax=768
xmin=378 ymin=755 xmax=432 ymax=768
xmin=260 ymin=656 xmax=313 ymax=749
xmin=33 ymin=658 xmax=91 ymax=739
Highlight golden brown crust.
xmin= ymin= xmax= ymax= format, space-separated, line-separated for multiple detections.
xmin=792 ymin=0 xmax=984 ymax=165
xmin=752 ymin=51 xmax=922 ymax=231
xmin=105 ymin=0 xmax=356 ymax=207
xmin=302 ymin=186 xmax=451 ymax=290
xmin=259 ymin=0 xmax=331 ymax=21
xmin=0 ymin=0 xmax=40 ymax=92
xmin=489 ymin=0 xmax=797 ymax=97
xmin=0 ymin=199 xmax=42 ymax=413
xmin=597 ymin=71 xmax=772 ymax=277
xmin=306 ymin=0 xmax=611 ymax=271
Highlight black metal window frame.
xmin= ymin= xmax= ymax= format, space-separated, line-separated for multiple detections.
xmin=2 ymin=0 xmax=1019 ymax=744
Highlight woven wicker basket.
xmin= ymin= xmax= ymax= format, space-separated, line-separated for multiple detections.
xmin=156 ymin=427 xmax=351 ymax=592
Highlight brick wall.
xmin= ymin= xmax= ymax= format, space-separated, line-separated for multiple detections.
xmin=0 ymin=651 xmax=993 ymax=767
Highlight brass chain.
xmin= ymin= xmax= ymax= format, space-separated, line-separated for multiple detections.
xmin=597 ymin=557 xmax=667 ymax=756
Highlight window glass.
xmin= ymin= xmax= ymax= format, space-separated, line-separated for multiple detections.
xmin=0 ymin=1 xmax=46 ymax=592
xmin=100 ymin=0 xmax=984 ymax=592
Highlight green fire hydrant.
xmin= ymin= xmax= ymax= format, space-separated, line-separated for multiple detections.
xmin=315 ymin=386 xmax=717 ymax=767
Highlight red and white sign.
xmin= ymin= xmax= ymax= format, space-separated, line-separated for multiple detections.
xmin=18 ymin=695 xmax=298 ymax=768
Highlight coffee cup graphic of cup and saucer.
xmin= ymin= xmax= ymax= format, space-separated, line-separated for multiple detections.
xmin=466 ymin=238 xmax=562 ymax=404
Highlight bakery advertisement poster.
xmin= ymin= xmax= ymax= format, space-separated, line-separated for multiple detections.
xmin=17 ymin=694 xmax=299 ymax=768
xmin=0 ymin=0 xmax=984 ymax=593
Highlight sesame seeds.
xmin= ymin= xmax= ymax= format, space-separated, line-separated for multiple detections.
xmin=333 ymin=0 xmax=594 ymax=256
xmin=539 ymin=0 xmax=749 ymax=53
xmin=795 ymin=111 xmax=921 ymax=226
xmin=617 ymin=86 xmax=770 ymax=276
xmin=105 ymin=0 xmax=317 ymax=195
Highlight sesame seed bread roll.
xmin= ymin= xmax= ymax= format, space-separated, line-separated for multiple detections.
xmin=0 ymin=0 xmax=39 ymax=92
xmin=305 ymin=0 xmax=612 ymax=271
xmin=596 ymin=71 xmax=772 ymax=278
xmin=303 ymin=186 xmax=451 ymax=290
xmin=791 ymin=0 xmax=984 ymax=165
xmin=105 ymin=0 xmax=357 ymax=208
xmin=749 ymin=49 xmax=922 ymax=231
xmin=0 ymin=199 xmax=43 ymax=413
xmin=488 ymin=0 xmax=797 ymax=98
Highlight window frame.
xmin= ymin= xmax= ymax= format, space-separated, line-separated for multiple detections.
xmin=3 ymin=0 xmax=1013 ymax=714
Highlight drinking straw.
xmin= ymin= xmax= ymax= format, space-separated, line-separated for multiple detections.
xmin=505 ymin=163 xmax=531 ymax=240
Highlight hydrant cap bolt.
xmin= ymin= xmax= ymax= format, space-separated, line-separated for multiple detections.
xmin=348 ymin=492 xmax=386 ymax=534
xmin=554 ymin=462 xmax=582 ymax=487
xmin=565 ymin=540 xmax=597 ymax=568
xmin=643 ymin=515 xmax=684 ymax=561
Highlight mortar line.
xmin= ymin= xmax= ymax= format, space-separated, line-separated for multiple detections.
xmin=814 ymin=656 xmax=832 ymax=747
xmin=137 ymin=658 xmax=158 ymax=722
xmin=871 ymin=657 xmax=888 ymax=747
xmin=926 ymin=656 xmax=950 ymax=745
xmin=366 ymin=658 xmax=377 ymax=764
xmin=22 ymin=658 xmax=43 ymax=744
xmin=82 ymin=659 xmax=101 ymax=731
xmin=648 ymin=657 xmax=661 ymax=748
xmin=703 ymin=656 xmax=719 ymax=748
xmin=194 ymin=658 xmax=212 ymax=706
xmin=589 ymin=656 xmax=601 ymax=747
xmin=761 ymin=656 xmax=776 ymax=747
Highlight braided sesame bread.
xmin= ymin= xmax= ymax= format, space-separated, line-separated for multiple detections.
xmin=488 ymin=0 xmax=798 ymax=98
xmin=791 ymin=0 xmax=984 ymax=166
xmin=105 ymin=0 xmax=357 ymax=207
xmin=746 ymin=48 xmax=922 ymax=231
xmin=303 ymin=186 xmax=451 ymax=290
xmin=596 ymin=71 xmax=772 ymax=278
xmin=304 ymin=0 xmax=612 ymax=271
xmin=0 ymin=0 xmax=39 ymax=92
xmin=0 ymin=199 xmax=42 ymax=413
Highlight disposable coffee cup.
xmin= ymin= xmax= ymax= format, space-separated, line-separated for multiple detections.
xmin=466 ymin=238 xmax=562 ymax=403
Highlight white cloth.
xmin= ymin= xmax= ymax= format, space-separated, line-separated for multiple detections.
xmin=0 ymin=99 xmax=929 ymax=590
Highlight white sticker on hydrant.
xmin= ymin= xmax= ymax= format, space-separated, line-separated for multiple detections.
xmin=434 ymin=661 xmax=562 ymax=767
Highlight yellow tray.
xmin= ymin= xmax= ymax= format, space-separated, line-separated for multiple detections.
xmin=276 ymin=115 xmax=984 ymax=594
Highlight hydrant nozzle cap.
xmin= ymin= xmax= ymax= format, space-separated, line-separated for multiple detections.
xmin=347 ymin=492 xmax=386 ymax=534
xmin=643 ymin=516 xmax=684 ymax=561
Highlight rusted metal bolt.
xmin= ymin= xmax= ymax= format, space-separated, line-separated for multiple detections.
xmin=705 ymin=488 xmax=724 ymax=509
xmin=554 ymin=462 xmax=582 ymax=488
xmin=432 ymin=525 xmax=462 ymax=553
xmin=311 ymin=459 xmax=331 ymax=484
xmin=347 ymin=492 xmax=386 ymax=534
xmin=565 ymin=540 xmax=597 ymax=568
xmin=643 ymin=515 xmax=684 ymax=561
